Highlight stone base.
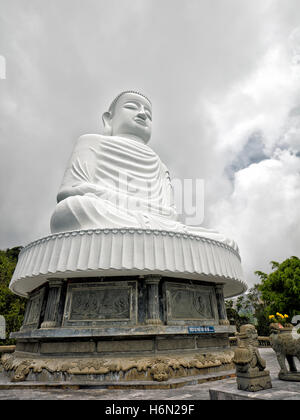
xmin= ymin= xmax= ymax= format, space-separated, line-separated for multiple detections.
xmin=7 ymin=322 xmax=235 ymax=382
xmin=2 ymin=349 xmax=234 ymax=383
xmin=236 ymin=370 xmax=272 ymax=392
xmin=278 ymin=371 xmax=300 ymax=382
xmin=8 ymin=275 xmax=236 ymax=384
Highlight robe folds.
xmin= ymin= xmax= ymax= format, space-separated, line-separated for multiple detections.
xmin=50 ymin=134 xmax=237 ymax=251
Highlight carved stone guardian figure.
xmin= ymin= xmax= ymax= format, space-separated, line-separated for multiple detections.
xmin=233 ymin=324 xmax=272 ymax=391
xmin=269 ymin=323 xmax=300 ymax=381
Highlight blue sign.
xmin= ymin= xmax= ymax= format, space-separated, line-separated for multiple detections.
xmin=188 ymin=326 xmax=215 ymax=334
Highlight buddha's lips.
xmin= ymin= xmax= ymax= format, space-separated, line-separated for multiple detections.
xmin=134 ymin=117 xmax=147 ymax=126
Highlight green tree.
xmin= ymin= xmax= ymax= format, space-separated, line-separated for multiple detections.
xmin=0 ymin=247 xmax=26 ymax=345
xmin=226 ymin=285 xmax=270 ymax=335
xmin=225 ymin=299 xmax=250 ymax=330
xmin=244 ymin=284 xmax=269 ymax=336
xmin=255 ymin=256 xmax=300 ymax=319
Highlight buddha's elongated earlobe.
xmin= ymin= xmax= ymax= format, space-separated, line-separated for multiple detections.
xmin=102 ymin=111 xmax=113 ymax=135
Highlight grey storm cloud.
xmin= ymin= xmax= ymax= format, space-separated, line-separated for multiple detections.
xmin=0 ymin=0 xmax=300 ymax=287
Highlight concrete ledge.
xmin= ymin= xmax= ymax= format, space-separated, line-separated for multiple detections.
xmin=209 ymin=377 xmax=300 ymax=400
xmin=11 ymin=324 xmax=236 ymax=340
xmin=40 ymin=341 xmax=96 ymax=354
xmin=97 ymin=339 xmax=154 ymax=353
xmin=197 ymin=336 xmax=228 ymax=348
xmin=0 ymin=346 xmax=15 ymax=354
xmin=156 ymin=338 xmax=195 ymax=351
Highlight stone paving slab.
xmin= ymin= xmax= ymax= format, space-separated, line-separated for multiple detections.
xmin=209 ymin=377 xmax=300 ymax=400
xmin=209 ymin=347 xmax=300 ymax=400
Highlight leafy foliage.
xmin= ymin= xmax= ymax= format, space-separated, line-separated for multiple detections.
xmin=226 ymin=284 xmax=270 ymax=335
xmin=256 ymin=256 xmax=300 ymax=318
xmin=225 ymin=299 xmax=250 ymax=330
xmin=227 ymin=257 xmax=300 ymax=335
xmin=0 ymin=247 xmax=26 ymax=345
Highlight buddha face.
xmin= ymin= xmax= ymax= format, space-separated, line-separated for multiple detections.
xmin=103 ymin=92 xmax=152 ymax=143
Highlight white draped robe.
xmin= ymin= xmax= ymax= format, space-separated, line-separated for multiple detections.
xmin=50 ymin=134 xmax=237 ymax=250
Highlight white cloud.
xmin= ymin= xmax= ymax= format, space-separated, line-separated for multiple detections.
xmin=204 ymin=42 xmax=300 ymax=159
xmin=0 ymin=0 xmax=300 ymax=293
xmin=202 ymin=22 xmax=300 ymax=287
xmin=210 ymin=149 xmax=300 ymax=287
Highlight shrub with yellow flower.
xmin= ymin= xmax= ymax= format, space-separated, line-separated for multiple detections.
xmin=269 ymin=313 xmax=289 ymax=327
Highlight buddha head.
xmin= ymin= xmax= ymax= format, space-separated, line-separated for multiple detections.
xmin=102 ymin=91 xmax=152 ymax=144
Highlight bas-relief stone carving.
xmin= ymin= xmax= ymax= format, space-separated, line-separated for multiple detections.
xmin=1 ymin=350 xmax=234 ymax=383
xmin=269 ymin=323 xmax=300 ymax=381
xmin=62 ymin=279 xmax=221 ymax=327
xmin=41 ymin=279 xmax=65 ymax=329
xmin=63 ymin=281 xmax=137 ymax=326
xmin=233 ymin=324 xmax=272 ymax=392
xmin=164 ymin=282 xmax=217 ymax=324
xmin=21 ymin=288 xmax=45 ymax=330
xmin=70 ymin=289 xmax=129 ymax=319
xmin=14 ymin=278 xmax=226 ymax=334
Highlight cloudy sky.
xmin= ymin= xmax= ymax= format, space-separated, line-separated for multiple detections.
xmin=0 ymin=0 xmax=300 ymax=288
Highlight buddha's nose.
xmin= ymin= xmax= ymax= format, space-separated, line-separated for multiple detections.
xmin=137 ymin=107 xmax=147 ymax=119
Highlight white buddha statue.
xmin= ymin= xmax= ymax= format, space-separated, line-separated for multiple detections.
xmin=50 ymin=91 xmax=237 ymax=250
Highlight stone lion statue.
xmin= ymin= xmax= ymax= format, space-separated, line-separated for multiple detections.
xmin=232 ymin=324 xmax=272 ymax=391
xmin=269 ymin=323 xmax=300 ymax=381
xmin=233 ymin=324 xmax=266 ymax=374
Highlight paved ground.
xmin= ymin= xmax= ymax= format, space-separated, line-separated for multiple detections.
xmin=0 ymin=384 xmax=214 ymax=400
xmin=0 ymin=349 xmax=299 ymax=400
xmin=209 ymin=349 xmax=300 ymax=400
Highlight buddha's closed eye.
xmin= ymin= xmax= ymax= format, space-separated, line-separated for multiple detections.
xmin=124 ymin=102 xmax=139 ymax=110
xmin=124 ymin=102 xmax=152 ymax=120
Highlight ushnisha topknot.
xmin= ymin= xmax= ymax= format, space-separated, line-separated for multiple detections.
xmin=108 ymin=90 xmax=152 ymax=114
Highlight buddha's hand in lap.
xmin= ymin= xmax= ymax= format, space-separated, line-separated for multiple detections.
xmin=57 ymin=183 xmax=106 ymax=202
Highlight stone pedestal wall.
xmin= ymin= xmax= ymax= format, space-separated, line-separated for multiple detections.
xmin=19 ymin=276 xmax=229 ymax=331
xmin=5 ymin=276 xmax=235 ymax=383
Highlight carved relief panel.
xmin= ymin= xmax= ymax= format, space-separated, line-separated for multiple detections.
xmin=164 ymin=281 xmax=218 ymax=325
xmin=63 ymin=280 xmax=137 ymax=326
xmin=22 ymin=287 xmax=46 ymax=330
